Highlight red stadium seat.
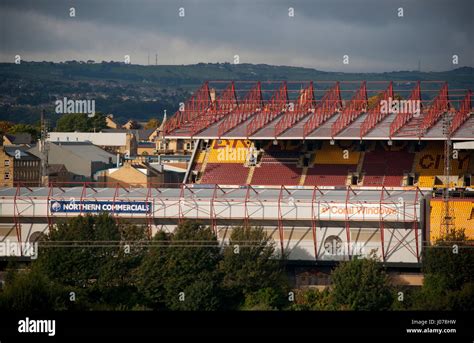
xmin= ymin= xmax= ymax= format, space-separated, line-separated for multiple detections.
xmin=305 ymin=164 xmax=355 ymax=186
xmin=200 ymin=163 xmax=249 ymax=185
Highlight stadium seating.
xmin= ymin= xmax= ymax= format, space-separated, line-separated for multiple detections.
xmin=207 ymin=139 xmax=250 ymax=163
xmin=429 ymin=199 xmax=474 ymax=242
xmin=305 ymin=164 xmax=355 ymax=186
xmin=252 ymin=163 xmax=301 ymax=185
xmin=200 ymin=163 xmax=249 ymax=184
xmin=362 ymin=149 xmax=414 ymax=187
xmin=251 ymin=149 xmax=302 ymax=185
xmin=414 ymin=142 xmax=470 ymax=187
xmin=313 ymin=141 xmax=360 ymax=165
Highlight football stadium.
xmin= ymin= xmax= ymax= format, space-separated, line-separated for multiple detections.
xmin=0 ymin=80 xmax=472 ymax=267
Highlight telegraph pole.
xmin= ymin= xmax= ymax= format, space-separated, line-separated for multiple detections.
xmin=441 ymin=111 xmax=455 ymax=238
xmin=40 ymin=109 xmax=49 ymax=186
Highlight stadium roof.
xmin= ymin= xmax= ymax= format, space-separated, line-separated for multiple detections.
xmin=163 ymin=81 xmax=473 ymax=141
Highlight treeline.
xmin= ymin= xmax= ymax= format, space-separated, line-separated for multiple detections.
xmin=0 ymin=214 xmax=472 ymax=311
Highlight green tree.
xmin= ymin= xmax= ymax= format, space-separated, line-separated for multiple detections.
xmin=422 ymin=229 xmax=474 ymax=291
xmin=55 ymin=113 xmax=106 ymax=132
xmin=33 ymin=213 xmax=148 ymax=310
xmin=409 ymin=229 xmax=474 ymax=310
xmin=219 ymin=226 xmax=289 ymax=310
xmin=0 ymin=268 xmax=68 ymax=311
xmin=137 ymin=221 xmax=223 ymax=310
xmin=290 ymin=288 xmax=334 ymax=311
xmin=331 ymin=257 xmax=393 ymax=310
xmin=144 ymin=118 xmax=160 ymax=129
xmin=8 ymin=123 xmax=40 ymax=140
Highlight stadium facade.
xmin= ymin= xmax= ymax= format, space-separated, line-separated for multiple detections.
xmin=0 ymin=80 xmax=473 ymax=267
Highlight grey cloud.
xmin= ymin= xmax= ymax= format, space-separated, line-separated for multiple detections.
xmin=0 ymin=0 xmax=472 ymax=71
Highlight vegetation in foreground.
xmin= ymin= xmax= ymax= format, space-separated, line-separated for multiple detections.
xmin=0 ymin=214 xmax=472 ymax=311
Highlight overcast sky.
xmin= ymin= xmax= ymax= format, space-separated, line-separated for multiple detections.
xmin=0 ymin=0 xmax=472 ymax=72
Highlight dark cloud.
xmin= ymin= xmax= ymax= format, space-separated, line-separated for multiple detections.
xmin=0 ymin=0 xmax=472 ymax=71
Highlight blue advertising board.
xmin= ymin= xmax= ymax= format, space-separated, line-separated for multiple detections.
xmin=50 ymin=200 xmax=152 ymax=214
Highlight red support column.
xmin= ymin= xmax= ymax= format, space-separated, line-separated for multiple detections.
xmin=79 ymin=182 xmax=87 ymax=216
xmin=303 ymin=82 xmax=342 ymax=138
xmin=191 ymin=81 xmax=238 ymax=136
xmin=178 ymin=183 xmax=184 ymax=224
xmin=274 ymin=81 xmax=315 ymax=137
xmin=277 ymin=185 xmax=292 ymax=257
xmin=360 ymin=82 xmax=394 ymax=138
xmin=145 ymin=185 xmax=155 ymax=238
xmin=244 ymin=185 xmax=258 ymax=228
xmin=112 ymin=183 xmax=120 ymax=225
xmin=218 ymin=82 xmax=263 ymax=137
xmin=419 ymin=82 xmax=450 ymax=137
xmin=379 ymin=186 xmax=390 ymax=262
xmin=413 ymin=187 xmax=423 ymax=262
xmin=47 ymin=182 xmax=53 ymax=230
xmin=247 ymin=82 xmax=288 ymax=136
xmin=450 ymin=90 xmax=472 ymax=135
xmin=331 ymin=81 xmax=368 ymax=138
xmin=13 ymin=184 xmax=22 ymax=253
xmin=163 ymin=82 xmax=212 ymax=134
xmin=389 ymin=81 xmax=421 ymax=138
xmin=178 ymin=184 xmax=195 ymax=225
xmin=344 ymin=186 xmax=357 ymax=260
xmin=311 ymin=186 xmax=324 ymax=260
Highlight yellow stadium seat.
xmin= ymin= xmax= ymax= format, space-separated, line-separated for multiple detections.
xmin=208 ymin=139 xmax=250 ymax=163
xmin=430 ymin=200 xmax=474 ymax=242
xmin=314 ymin=142 xmax=360 ymax=165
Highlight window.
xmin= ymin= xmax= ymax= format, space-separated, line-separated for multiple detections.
xmin=4 ymin=160 xmax=10 ymax=166
xmin=4 ymin=172 xmax=10 ymax=180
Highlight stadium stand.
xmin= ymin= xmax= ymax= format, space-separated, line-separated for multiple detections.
xmin=361 ymin=143 xmax=414 ymax=187
xmin=305 ymin=164 xmax=354 ymax=186
xmin=429 ymin=199 xmax=474 ymax=241
xmin=251 ymin=145 xmax=302 ymax=185
xmin=414 ymin=142 xmax=470 ymax=187
xmin=305 ymin=141 xmax=359 ymax=186
xmin=198 ymin=139 xmax=251 ymax=184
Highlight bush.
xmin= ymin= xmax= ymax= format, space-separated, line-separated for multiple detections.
xmin=331 ymin=257 xmax=393 ymax=311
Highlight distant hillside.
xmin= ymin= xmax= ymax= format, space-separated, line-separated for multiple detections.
xmin=0 ymin=62 xmax=472 ymax=126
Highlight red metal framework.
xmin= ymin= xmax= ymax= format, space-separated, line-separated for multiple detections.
xmin=450 ymin=90 xmax=472 ymax=135
xmin=190 ymin=81 xmax=238 ymax=136
xmin=311 ymin=186 xmax=324 ymax=260
xmin=379 ymin=186 xmax=390 ymax=262
xmin=13 ymin=185 xmax=24 ymax=249
xmin=145 ymin=185 xmax=160 ymax=238
xmin=277 ymin=185 xmax=292 ymax=255
xmin=413 ymin=187 xmax=422 ymax=262
xmin=246 ymin=82 xmax=288 ymax=136
xmin=274 ymin=82 xmax=315 ymax=137
xmin=163 ymin=82 xmax=212 ymax=134
xmin=389 ymin=81 xmax=421 ymax=137
xmin=331 ymin=81 xmax=368 ymax=137
xmin=419 ymin=82 xmax=449 ymax=136
xmin=344 ymin=186 xmax=357 ymax=259
xmin=178 ymin=183 xmax=196 ymax=224
xmin=218 ymin=82 xmax=263 ymax=137
xmin=243 ymin=185 xmax=259 ymax=228
xmin=303 ymin=82 xmax=342 ymax=138
xmin=360 ymin=82 xmax=394 ymax=138
xmin=210 ymin=184 xmax=227 ymax=235
xmin=112 ymin=183 xmax=127 ymax=225
xmin=383 ymin=187 xmax=423 ymax=262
